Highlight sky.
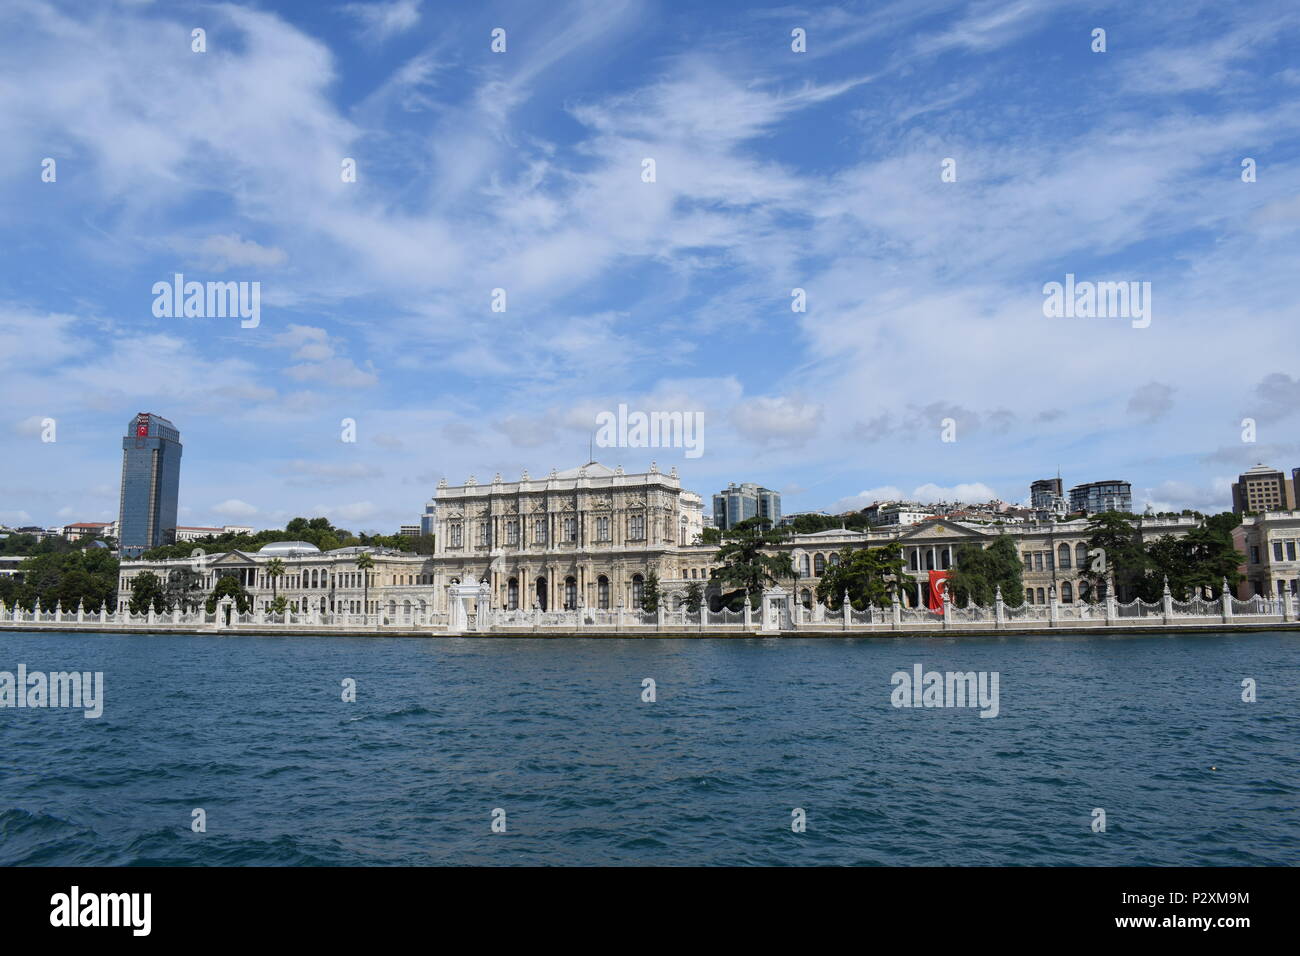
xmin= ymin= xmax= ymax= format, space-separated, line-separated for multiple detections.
xmin=1 ymin=0 xmax=1298 ymax=533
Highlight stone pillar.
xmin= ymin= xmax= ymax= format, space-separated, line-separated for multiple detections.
xmin=743 ymin=600 xmax=753 ymax=631
xmin=1104 ymin=575 xmax=1117 ymax=625
xmin=943 ymin=586 xmax=952 ymax=630
xmin=54 ymin=604 xmax=62 ymax=624
xmin=995 ymin=585 xmax=1005 ymax=628
xmin=656 ymin=603 xmax=665 ymax=631
xmin=843 ymin=591 xmax=851 ymax=630
xmin=76 ymin=601 xmax=85 ymax=623
xmin=891 ymin=589 xmax=901 ymax=630
xmin=1049 ymin=585 xmax=1059 ymax=627
xmin=616 ymin=603 xmax=625 ymax=631
xmin=1161 ymin=576 xmax=1173 ymax=623
xmin=1222 ymin=577 xmax=1233 ymax=623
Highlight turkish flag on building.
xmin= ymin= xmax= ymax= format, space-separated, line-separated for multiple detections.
xmin=928 ymin=571 xmax=950 ymax=614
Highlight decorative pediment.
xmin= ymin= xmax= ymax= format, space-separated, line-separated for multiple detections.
xmin=898 ymin=518 xmax=987 ymax=541
xmin=212 ymin=550 xmax=257 ymax=565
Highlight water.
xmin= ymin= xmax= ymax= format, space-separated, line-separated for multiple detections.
xmin=0 ymin=630 xmax=1295 ymax=866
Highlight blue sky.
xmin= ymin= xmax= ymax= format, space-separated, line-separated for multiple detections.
xmin=2 ymin=0 xmax=1298 ymax=532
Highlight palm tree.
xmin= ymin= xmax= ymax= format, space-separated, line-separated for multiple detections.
xmin=266 ymin=558 xmax=285 ymax=600
xmin=356 ymin=551 xmax=375 ymax=619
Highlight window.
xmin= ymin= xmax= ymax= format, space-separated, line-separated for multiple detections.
xmin=814 ymin=554 xmax=825 ymax=575
xmin=1034 ymin=553 xmax=1044 ymax=572
xmin=1076 ymin=543 xmax=1088 ymax=569
xmin=1274 ymin=541 xmax=1284 ymax=562
xmin=1062 ymin=582 xmax=1073 ymax=602
xmin=829 ymin=553 xmax=840 ymax=567
xmin=479 ymin=523 xmax=490 ymax=547
xmin=1037 ymin=587 xmax=1045 ymax=604
xmin=507 ymin=577 xmax=518 ymax=610
xmin=801 ymin=554 xmax=810 ymax=576
xmin=632 ymin=574 xmax=645 ymax=607
xmin=1251 ymin=546 xmax=1260 ymax=564
xmin=629 ymin=515 xmax=645 ymax=540
xmin=449 ymin=522 xmax=463 ymax=548
xmin=563 ymin=517 xmax=577 ymax=542
xmin=1289 ymin=542 xmax=1297 ymax=562
xmin=1058 ymin=544 xmax=1071 ymax=569
xmin=506 ymin=520 xmax=519 ymax=545
xmin=1026 ymin=589 xmax=1035 ymax=604
xmin=596 ymin=516 xmax=610 ymax=542
xmin=534 ymin=518 xmax=547 ymax=544
xmin=598 ymin=576 xmax=610 ymax=609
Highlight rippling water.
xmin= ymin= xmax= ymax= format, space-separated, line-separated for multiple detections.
xmin=0 ymin=630 xmax=1295 ymax=865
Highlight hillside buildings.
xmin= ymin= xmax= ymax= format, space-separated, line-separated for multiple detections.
xmin=1232 ymin=463 xmax=1298 ymax=514
xmin=1068 ymin=480 xmax=1132 ymax=515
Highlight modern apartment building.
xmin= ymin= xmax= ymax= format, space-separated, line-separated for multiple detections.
xmin=1068 ymin=480 xmax=1132 ymax=515
xmin=711 ymin=482 xmax=781 ymax=530
xmin=1030 ymin=478 xmax=1063 ymax=509
xmin=1231 ymin=463 xmax=1297 ymax=514
xmin=117 ymin=412 xmax=183 ymax=558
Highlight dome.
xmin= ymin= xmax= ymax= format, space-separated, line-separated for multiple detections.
xmin=258 ymin=540 xmax=320 ymax=555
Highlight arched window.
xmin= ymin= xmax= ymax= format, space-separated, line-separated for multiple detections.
xmin=1062 ymin=582 xmax=1073 ymax=603
xmin=564 ymin=576 xmax=577 ymax=610
xmin=829 ymin=553 xmax=840 ymax=567
xmin=814 ymin=554 xmax=825 ymax=575
xmin=801 ymin=554 xmax=810 ymax=576
xmin=1058 ymin=544 xmax=1071 ymax=569
xmin=1037 ymin=587 xmax=1046 ymax=604
xmin=1026 ymin=589 xmax=1035 ymax=605
xmin=1076 ymin=542 xmax=1088 ymax=570
xmin=507 ymin=577 xmax=519 ymax=610
xmin=598 ymin=575 xmax=610 ymax=609
xmin=801 ymin=588 xmax=812 ymax=608
xmin=632 ymin=574 xmax=645 ymax=608
xmin=535 ymin=577 xmax=547 ymax=611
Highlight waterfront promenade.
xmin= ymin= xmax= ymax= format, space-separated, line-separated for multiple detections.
xmin=3 ymin=586 xmax=1296 ymax=638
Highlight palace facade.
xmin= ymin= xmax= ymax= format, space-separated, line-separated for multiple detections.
xmin=115 ymin=463 xmax=1211 ymax=617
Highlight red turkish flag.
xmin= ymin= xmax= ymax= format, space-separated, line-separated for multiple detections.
xmin=928 ymin=571 xmax=950 ymax=614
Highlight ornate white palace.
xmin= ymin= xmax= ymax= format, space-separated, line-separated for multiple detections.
xmin=82 ymin=462 xmax=1244 ymax=629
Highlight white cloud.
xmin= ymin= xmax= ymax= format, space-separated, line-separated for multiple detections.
xmin=213 ymin=499 xmax=259 ymax=518
xmin=342 ymin=0 xmax=422 ymax=44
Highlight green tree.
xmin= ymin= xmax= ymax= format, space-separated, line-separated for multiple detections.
xmin=356 ymin=551 xmax=375 ymax=617
xmin=684 ymin=580 xmax=703 ymax=613
xmin=205 ymin=574 xmax=252 ymax=614
xmin=1080 ymin=512 xmax=1149 ymax=602
xmin=266 ymin=557 xmax=286 ymax=598
xmin=711 ymin=517 xmax=793 ymax=608
xmin=946 ymin=535 xmax=1024 ymax=607
xmin=640 ymin=570 xmax=661 ymax=612
xmin=129 ymin=571 xmax=168 ymax=614
xmin=815 ymin=543 xmax=907 ymax=609
xmin=269 ymin=595 xmax=289 ymax=617
xmin=162 ymin=566 xmax=206 ymax=612
xmin=698 ymin=526 xmax=722 ymax=546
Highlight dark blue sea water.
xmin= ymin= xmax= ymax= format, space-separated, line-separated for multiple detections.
xmin=0 ymin=630 xmax=1295 ymax=866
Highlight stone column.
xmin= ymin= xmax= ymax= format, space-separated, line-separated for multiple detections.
xmin=1161 ymin=576 xmax=1173 ymax=623
xmin=656 ymin=603 xmax=665 ymax=631
xmin=743 ymin=600 xmax=753 ymax=631
xmin=843 ymin=591 xmax=851 ymax=630
xmin=891 ymin=589 xmax=901 ymax=630
xmin=1049 ymin=585 xmax=1059 ymax=627
xmin=943 ymin=586 xmax=952 ymax=630
xmin=1104 ymin=575 xmax=1117 ymax=625
xmin=995 ymin=585 xmax=1005 ymax=628
xmin=1221 ymin=577 xmax=1233 ymax=623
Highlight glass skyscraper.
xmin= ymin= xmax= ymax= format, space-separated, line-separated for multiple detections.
xmin=117 ymin=412 xmax=183 ymax=558
xmin=712 ymin=482 xmax=781 ymax=530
